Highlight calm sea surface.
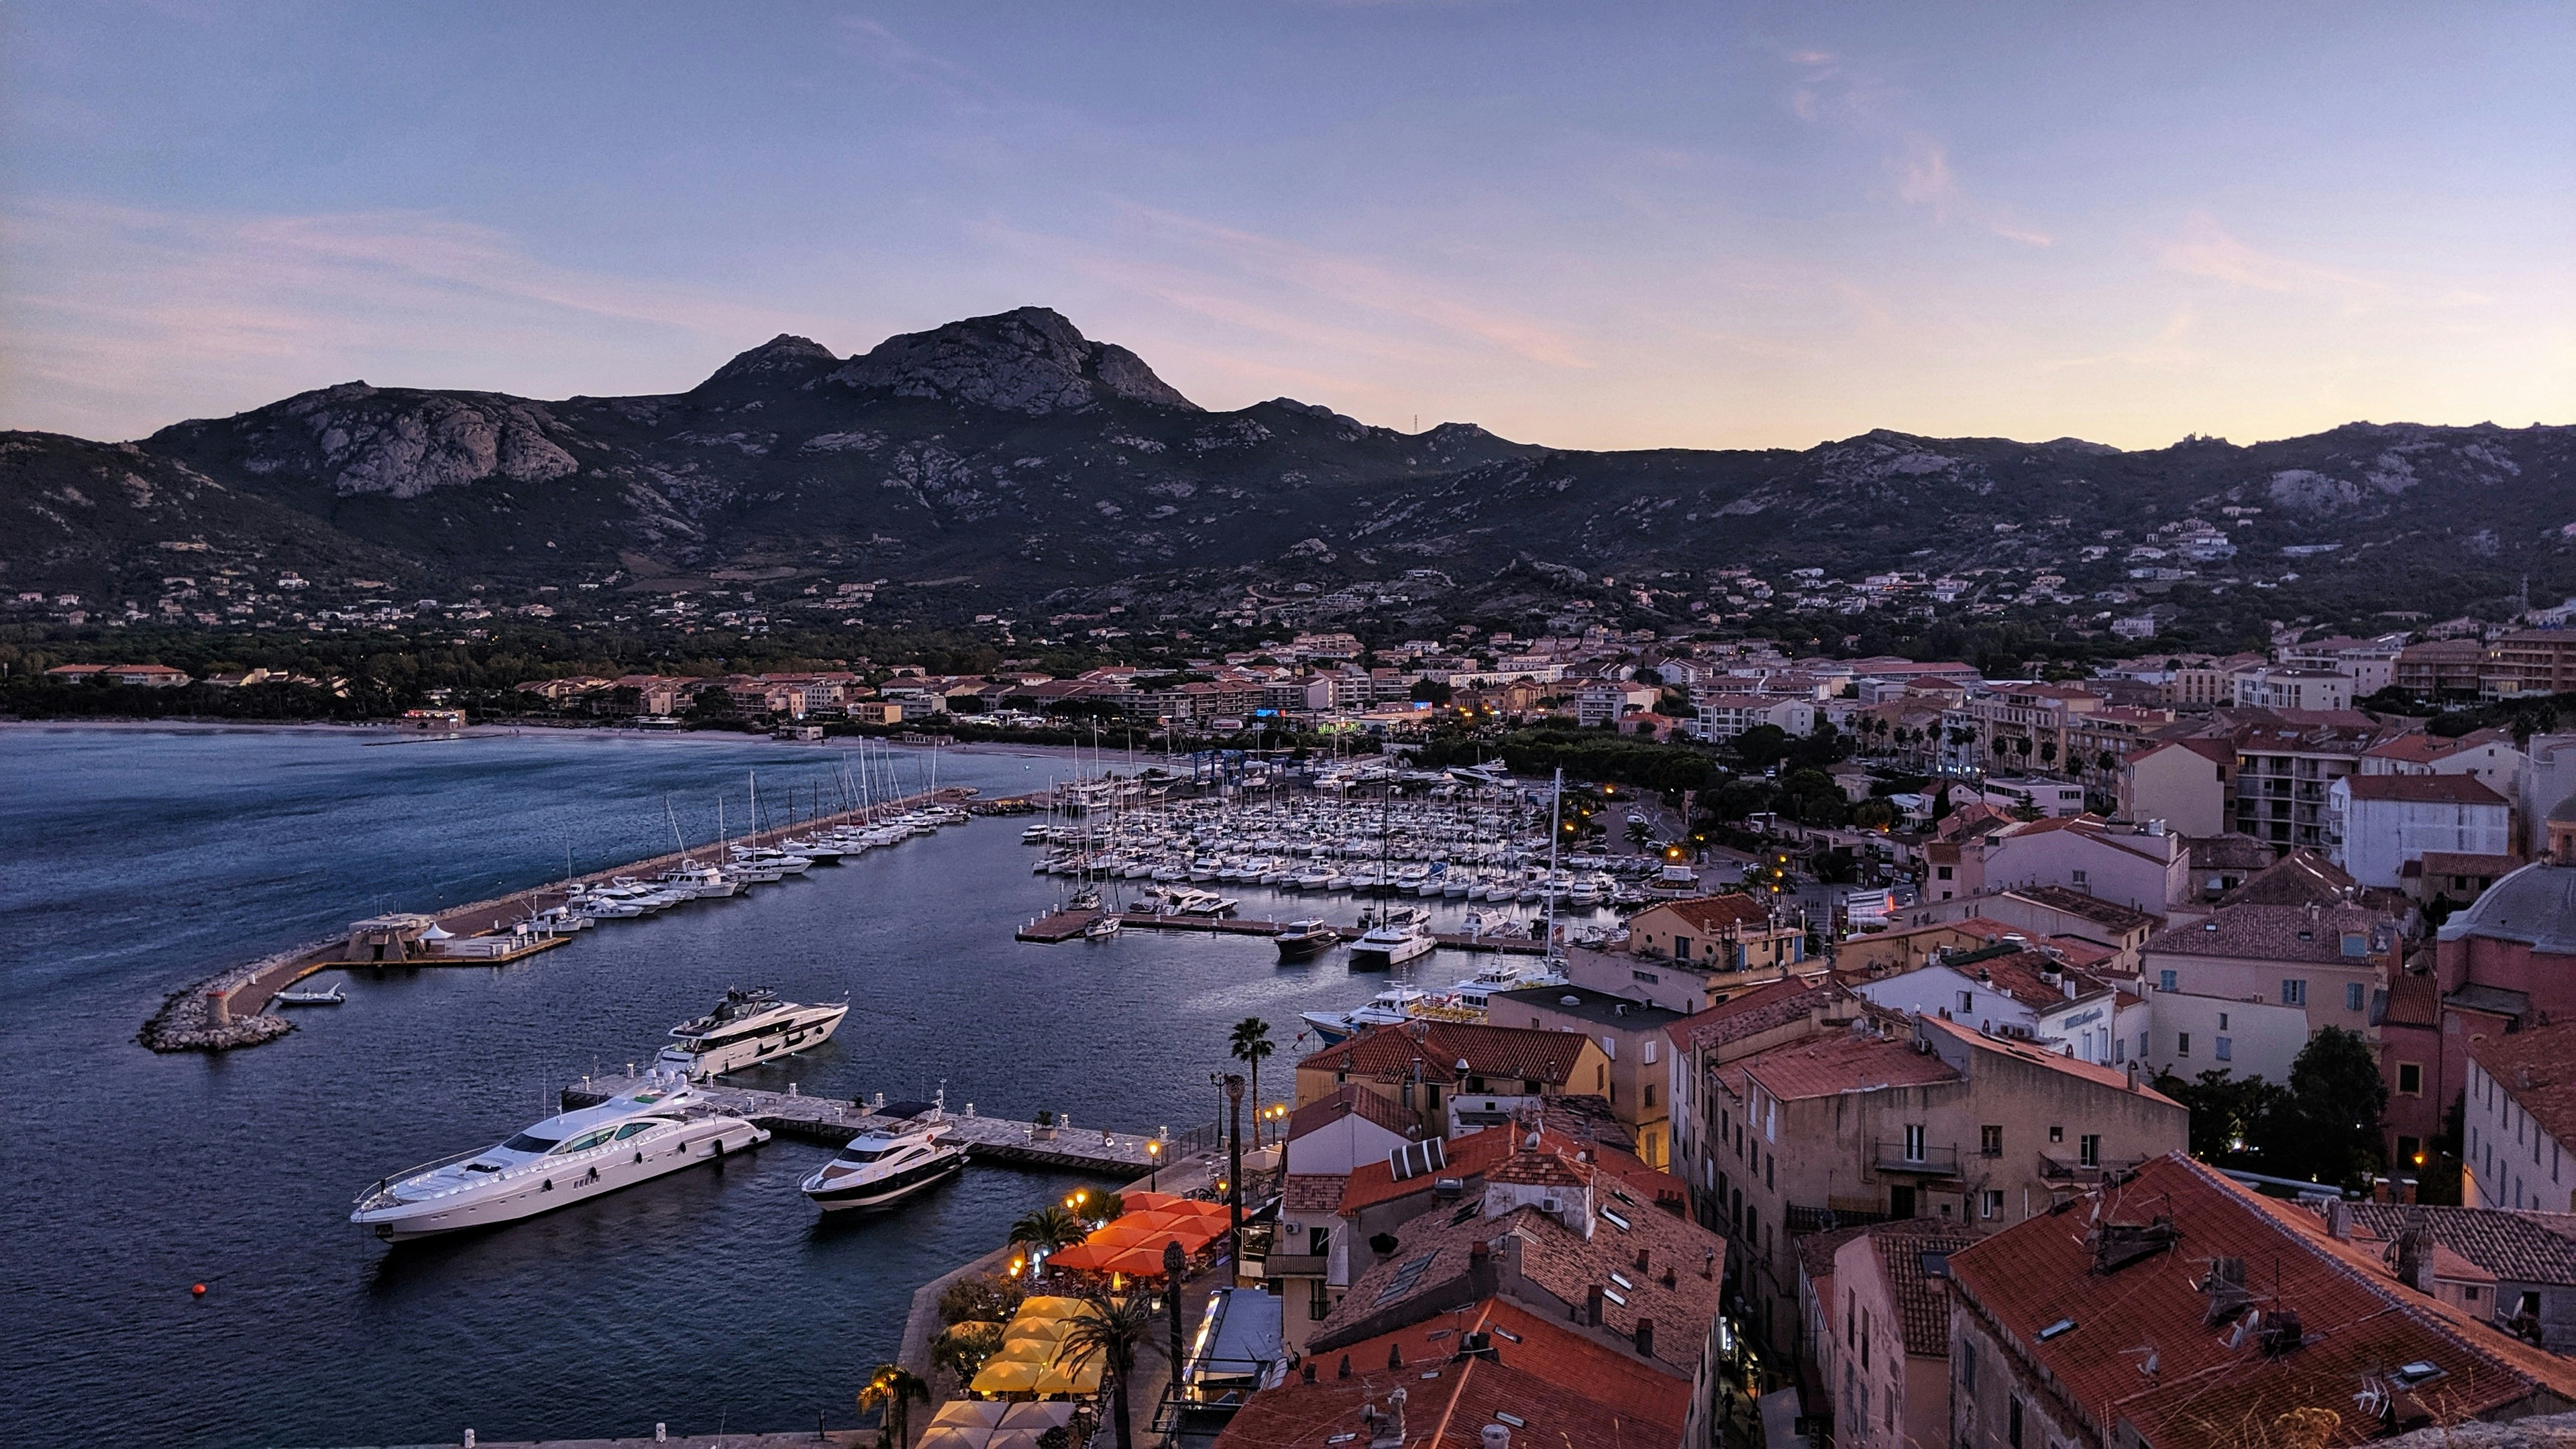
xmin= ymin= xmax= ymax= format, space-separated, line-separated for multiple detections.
xmin=0 ymin=726 xmax=1525 ymax=1447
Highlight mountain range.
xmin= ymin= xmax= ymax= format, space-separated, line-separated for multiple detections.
xmin=6 ymin=305 xmax=2573 ymax=641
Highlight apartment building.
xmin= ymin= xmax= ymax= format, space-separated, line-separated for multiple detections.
xmin=2327 ymin=772 xmax=2513 ymax=888
xmin=2489 ymin=629 xmax=2576 ymax=696
xmin=2136 ymin=900 xmax=2399 ymax=1075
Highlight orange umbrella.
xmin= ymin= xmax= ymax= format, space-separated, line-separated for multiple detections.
xmin=1102 ymin=1241 xmax=1186 ymax=1276
xmin=1044 ymin=1242 xmax=1118 ymax=1273
xmin=1117 ymin=1209 xmax=1191 ymax=1234
xmin=1121 ymin=1190 xmax=1183 ymax=1212
xmin=1168 ymin=1199 xmax=1230 ymax=1221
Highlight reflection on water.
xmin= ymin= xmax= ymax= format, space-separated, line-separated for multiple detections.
xmin=0 ymin=727 xmax=1499 ymax=1446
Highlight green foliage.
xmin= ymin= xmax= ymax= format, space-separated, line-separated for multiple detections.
xmin=2155 ymin=1028 xmax=2387 ymax=1190
xmin=1008 ymin=1205 xmax=1087 ymax=1259
xmin=1055 ymin=1289 xmax=1161 ymax=1449
xmin=936 ymin=1272 xmax=1026 ymax=1328
xmin=932 ymin=1320 xmax=1006 ymax=1385
xmin=1412 ymin=727 xmax=1719 ymax=792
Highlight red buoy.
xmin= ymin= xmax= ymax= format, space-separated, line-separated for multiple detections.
xmin=191 ymin=1283 xmax=207 ymax=1297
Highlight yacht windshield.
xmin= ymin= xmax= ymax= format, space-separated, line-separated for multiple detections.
xmin=837 ymin=1144 xmax=892 ymax=1165
xmin=501 ymin=1132 xmax=561 ymax=1154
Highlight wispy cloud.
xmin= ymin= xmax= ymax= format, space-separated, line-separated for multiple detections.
xmin=0 ymin=197 xmax=802 ymax=437
xmin=1890 ymin=136 xmax=2052 ymax=247
xmin=2158 ymin=211 xmax=2377 ymax=297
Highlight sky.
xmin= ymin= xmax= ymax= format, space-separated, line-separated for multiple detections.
xmin=3 ymin=1 xmax=2571 ymax=450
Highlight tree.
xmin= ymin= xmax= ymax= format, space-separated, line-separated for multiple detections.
xmin=1849 ymin=798 xmax=1896 ymax=831
xmin=2280 ymin=1026 xmax=2390 ymax=1189
xmin=1409 ymin=677 xmax=1452 ymax=706
xmin=2155 ymin=1069 xmax=2290 ymax=1163
xmin=1009 ymin=1205 xmax=1087 ymax=1275
xmin=857 ymin=1362 xmax=929 ymax=1448
xmin=932 ymin=1321 xmax=1004 ymax=1387
xmin=1230 ymin=1018 xmax=1276 ymax=1146
xmin=1055 ymin=1289 xmax=1161 ymax=1449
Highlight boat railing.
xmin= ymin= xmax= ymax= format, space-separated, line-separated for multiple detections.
xmin=354 ymin=1145 xmax=494 ymax=1209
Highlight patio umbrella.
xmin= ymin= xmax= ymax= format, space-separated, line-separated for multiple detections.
xmin=987 ymin=1336 xmax=1053 ymax=1364
xmin=929 ymin=1400 xmax=1011 ymax=1430
xmin=1115 ymin=1209 xmax=1191 ymax=1234
xmin=1033 ymin=1357 xmax=1106 ymax=1395
xmin=998 ymin=1401 xmax=1077 ymax=1432
xmin=969 ymin=1358 xmax=1046 ymax=1395
xmin=943 ymin=1320 xmax=1008 ymax=1341
xmin=1121 ymin=1189 xmax=1182 ymax=1212
xmin=1004 ymin=1316 xmax=1075 ymax=1342
xmin=917 ymin=1428 xmax=991 ymax=1449
xmin=1167 ymin=1199 xmax=1231 ymax=1222
xmin=1014 ymin=1295 xmax=1095 ymax=1321
xmin=1042 ymin=1242 xmax=1117 ymax=1273
xmin=1102 ymin=1241 xmax=1183 ymax=1276
xmin=984 ymin=1430 xmax=1047 ymax=1449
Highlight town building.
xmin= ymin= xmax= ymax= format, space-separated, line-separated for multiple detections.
xmin=1852 ymin=943 xmax=2145 ymax=1067
xmin=1490 ymin=985 xmax=1686 ymax=1167
xmin=2464 ymin=1020 xmax=2576 ymax=1214
xmin=1665 ymin=977 xmax=1855 ymax=1232
xmin=1946 ymin=1152 xmax=2576 ymax=1449
xmin=2232 ymin=664 xmax=2356 ymax=713
xmin=2114 ymin=736 xmax=2233 ymax=838
xmin=2347 ymin=1203 xmax=2576 ymax=1352
xmin=1292 ymin=1022 xmax=1611 ymax=1141
xmin=2136 ymin=901 xmax=2400 ymax=1075
xmin=1692 ymin=690 xmax=1817 ymax=741
xmin=1625 ymin=896 xmax=1812 ymax=979
xmin=2327 ymin=773 xmax=2513 ymax=889
xmin=1818 ymin=1223 xmax=1976 ymax=1449
xmin=1701 ymin=1010 xmax=2185 ymax=1355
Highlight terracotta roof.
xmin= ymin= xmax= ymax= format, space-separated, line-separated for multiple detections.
xmin=2468 ymin=1020 xmax=2576 ymax=1159
xmin=1934 ymin=945 xmax=2111 ymax=1010
xmin=2365 ymin=729 xmax=2516 ymax=763
xmin=1949 ymin=1153 xmax=2576 ymax=1449
xmin=1866 ymin=1226 xmax=1977 ymax=1358
xmin=2006 ymin=885 xmax=2163 ymax=934
xmin=2143 ymin=902 xmax=2398 ymax=964
xmin=2384 ymin=972 xmax=2441 ymax=1029
xmin=1633 ymin=894 xmax=1779 ymax=934
xmin=2214 ymin=849 xmax=2368 ymax=910
xmin=1211 ymin=1297 xmax=1688 ymax=1449
xmin=2343 ymin=773 xmax=2509 ymax=806
xmin=1733 ymin=1026 xmax=1962 ymax=1102
xmin=1794 ymin=1222 xmax=1875 ymax=1290
xmin=1917 ymin=1013 xmax=2185 ymax=1106
xmin=1666 ymin=975 xmax=1847 ymax=1054
xmin=1283 ymin=1174 xmax=1349 ymax=1216
xmin=1488 ymin=1149 xmax=1589 ymax=1188
xmin=1287 ymin=1082 xmax=1419 ymax=1145
xmin=1337 ymin=1123 xmax=1532 ymax=1215
xmin=2129 ymin=735 xmax=2237 ymax=767
xmin=2187 ymin=833 xmax=2277 ymax=871
xmin=1298 ymin=1021 xmax=1589 ymax=1086
xmin=1318 ymin=1183 xmax=1726 ymax=1380
xmin=2347 ymin=1204 xmax=2576 ymax=1287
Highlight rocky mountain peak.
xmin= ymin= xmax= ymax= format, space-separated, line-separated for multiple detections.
xmin=826 ymin=306 xmax=1198 ymax=415
xmin=694 ymin=334 xmax=842 ymax=392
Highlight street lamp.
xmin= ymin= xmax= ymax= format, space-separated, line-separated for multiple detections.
xmin=1146 ymin=1136 xmax=1164 ymax=1191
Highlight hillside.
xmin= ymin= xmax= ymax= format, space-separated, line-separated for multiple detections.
xmin=5 ymin=305 xmax=2572 ymax=647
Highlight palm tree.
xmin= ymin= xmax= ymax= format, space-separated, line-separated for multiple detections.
xmin=1055 ymin=1289 xmax=1161 ymax=1449
xmin=1009 ymin=1204 xmax=1086 ymax=1277
xmin=1229 ymin=1018 xmax=1275 ymax=1147
xmin=857 ymin=1362 xmax=929 ymax=1448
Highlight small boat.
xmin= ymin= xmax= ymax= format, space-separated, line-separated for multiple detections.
xmin=276 ymin=982 xmax=345 ymax=1006
xmin=1084 ymin=914 xmax=1122 ymax=940
xmin=1275 ymin=920 xmax=1339 ymax=962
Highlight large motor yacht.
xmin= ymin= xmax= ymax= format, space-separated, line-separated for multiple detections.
xmin=799 ymin=1101 xmax=968 ymax=1210
xmin=1274 ymin=920 xmax=1340 ymax=963
xmin=350 ymin=1073 xmax=767 ymax=1241
xmin=1346 ymin=908 xmax=1435 ymax=970
xmin=1299 ymin=984 xmax=1431 ymax=1044
xmin=657 ymin=988 xmax=851 ymax=1079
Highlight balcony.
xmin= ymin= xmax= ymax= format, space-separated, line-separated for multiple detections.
xmin=1875 ymin=1140 xmax=1961 ymax=1175
xmin=1257 ymin=1253 xmax=1329 ymax=1278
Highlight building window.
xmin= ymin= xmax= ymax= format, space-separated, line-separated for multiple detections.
xmin=2080 ymin=1134 xmax=2102 ymax=1168
xmin=1982 ymin=1125 xmax=2003 ymax=1157
xmin=1981 ymin=1189 xmax=2004 ymax=1219
xmin=2049 ymin=1125 xmax=2064 ymax=1144
xmin=2282 ymin=979 xmax=2307 ymax=1007
xmin=1904 ymin=1124 xmax=1927 ymax=1162
xmin=2216 ymin=1037 xmax=2233 ymax=1062
xmin=2399 ymin=1063 xmax=2423 ymax=1095
xmin=2009 ymin=1397 xmax=2025 ymax=1449
xmin=2178 ymin=1032 xmax=2192 ymax=1057
xmin=1642 ymin=1038 xmax=1658 ymax=1066
xmin=2218 ymin=1012 xmax=2229 ymax=1030
xmin=1309 ymin=1277 xmax=1330 ymax=1321
xmin=1959 ymin=990 xmax=1975 ymax=1013
xmin=1644 ymin=1083 xmax=1656 ymax=1109
xmin=2072 ymin=869 xmax=2088 ymax=887
xmin=2398 ymin=1134 xmax=2421 ymax=1165
xmin=2159 ymin=969 xmax=2178 ymax=992
xmin=1937 ymin=865 xmax=1953 ymax=880
xmin=2347 ymin=981 xmax=2366 ymax=1012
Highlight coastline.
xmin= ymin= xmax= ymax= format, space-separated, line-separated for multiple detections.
xmin=0 ymin=716 xmax=1175 ymax=767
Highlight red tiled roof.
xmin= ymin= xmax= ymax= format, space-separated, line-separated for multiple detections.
xmin=1918 ymin=1014 xmax=2183 ymax=1108
xmin=1733 ymin=1026 xmax=1961 ymax=1102
xmin=1297 ymin=1021 xmax=1590 ymax=1086
xmin=2417 ymin=852 xmax=2522 ymax=879
xmin=1633 ymin=894 xmax=1778 ymax=934
xmin=1666 ymin=975 xmax=1846 ymax=1053
xmin=1286 ymin=1082 xmax=1419 ymax=1145
xmin=1487 ymin=1149 xmax=1590 ymax=1188
xmin=1338 ymin=1124 xmax=1532 ymax=1215
xmin=2383 ymin=971 xmax=2440 ymax=1029
xmin=2467 ymin=1020 xmax=2576 ymax=1157
xmin=1948 ymin=1153 xmax=2576 ymax=1449
xmin=2343 ymin=773 xmax=2508 ymax=806
xmin=1212 ymin=1298 xmax=1688 ymax=1449
xmin=1865 ymin=1226 xmax=1976 ymax=1358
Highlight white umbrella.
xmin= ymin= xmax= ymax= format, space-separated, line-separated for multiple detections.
xmin=930 ymin=1400 xmax=1011 ymax=1430
xmin=998 ymin=1401 xmax=1075 ymax=1432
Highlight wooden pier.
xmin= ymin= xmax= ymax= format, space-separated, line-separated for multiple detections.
xmin=561 ymin=1077 xmax=1203 ymax=1175
xmin=1017 ymin=909 xmax=1555 ymax=956
xmin=140 ymin=784 xmax=975 ymax=1052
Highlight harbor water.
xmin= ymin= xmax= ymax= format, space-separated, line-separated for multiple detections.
xmin=1 ymin=726 xmax=1524 ymax=1446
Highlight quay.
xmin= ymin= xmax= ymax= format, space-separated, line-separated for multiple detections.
xmin=560 ymin=1076 xmax=1214 ymax=1175
xmin=1017 ymin=908 xmax=1553 ymax=955
xmin=138 ymin=785 xmax=975 ymax=1054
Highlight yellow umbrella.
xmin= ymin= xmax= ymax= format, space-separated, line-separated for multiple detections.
xmin=988 ymin=1336 xmax=1053 ymax=1364
xmin=1004 ymin=1316 xmax=1075 ymax=1342
xmin=1034 ymin=1357 xmax=1105 ymax=1395
xmin=970 ymin=1359 xmax=1046 ymax=1395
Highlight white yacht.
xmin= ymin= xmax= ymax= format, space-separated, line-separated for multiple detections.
xmin=799 ymin=1105 xmax=967 ymax=1210
xmin=1300 ymin=985 xmax=1431 ymax=1044
xmin=656 ymin=988 xmax=851 ymax=1079
xmin=1346 ymin=910 xmax=1436 ymax=970
xmin=350 ymin=1074 xmax=767 ymax=1241
xmin=658 ymin=862 xmax=738 ymax=899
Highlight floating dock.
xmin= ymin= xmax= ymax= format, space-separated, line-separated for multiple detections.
xmin=560 ymin=1077 xmax=1203 ymax=1175
xmin=140 ymin=785 xmax=974 ymax=1053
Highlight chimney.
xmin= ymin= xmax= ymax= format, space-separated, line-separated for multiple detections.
xmin=1467 ymin=1240 xmax=1498 ymax=1300
xmin=2326 ymin=1199 xmax=2353 ymax=1242
xmin=1303 ymin=1361 xmax=1318 ymax=1383
xmin=1482 ymin=1426 xmax=1511 ymax=1449
xmin=1388 ymin=1341 xmax=1405 ymax=1370
xmin=1338 ymin=1354 xmax=1352 ymax=1380
xmin=1585 ymin=1285 xmax=1605 ymax=1326
xmin=2125 ymin=1061 xmax=2141 ymax=1093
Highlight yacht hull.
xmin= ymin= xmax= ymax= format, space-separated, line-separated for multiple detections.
xmin=802 ymin=1149 xmax=967 ymax=1210
xmin=355 ymin=1119 xmax=768 ymax=1242
xmin=659 ymin=1002 xmax=850 ymax=1079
